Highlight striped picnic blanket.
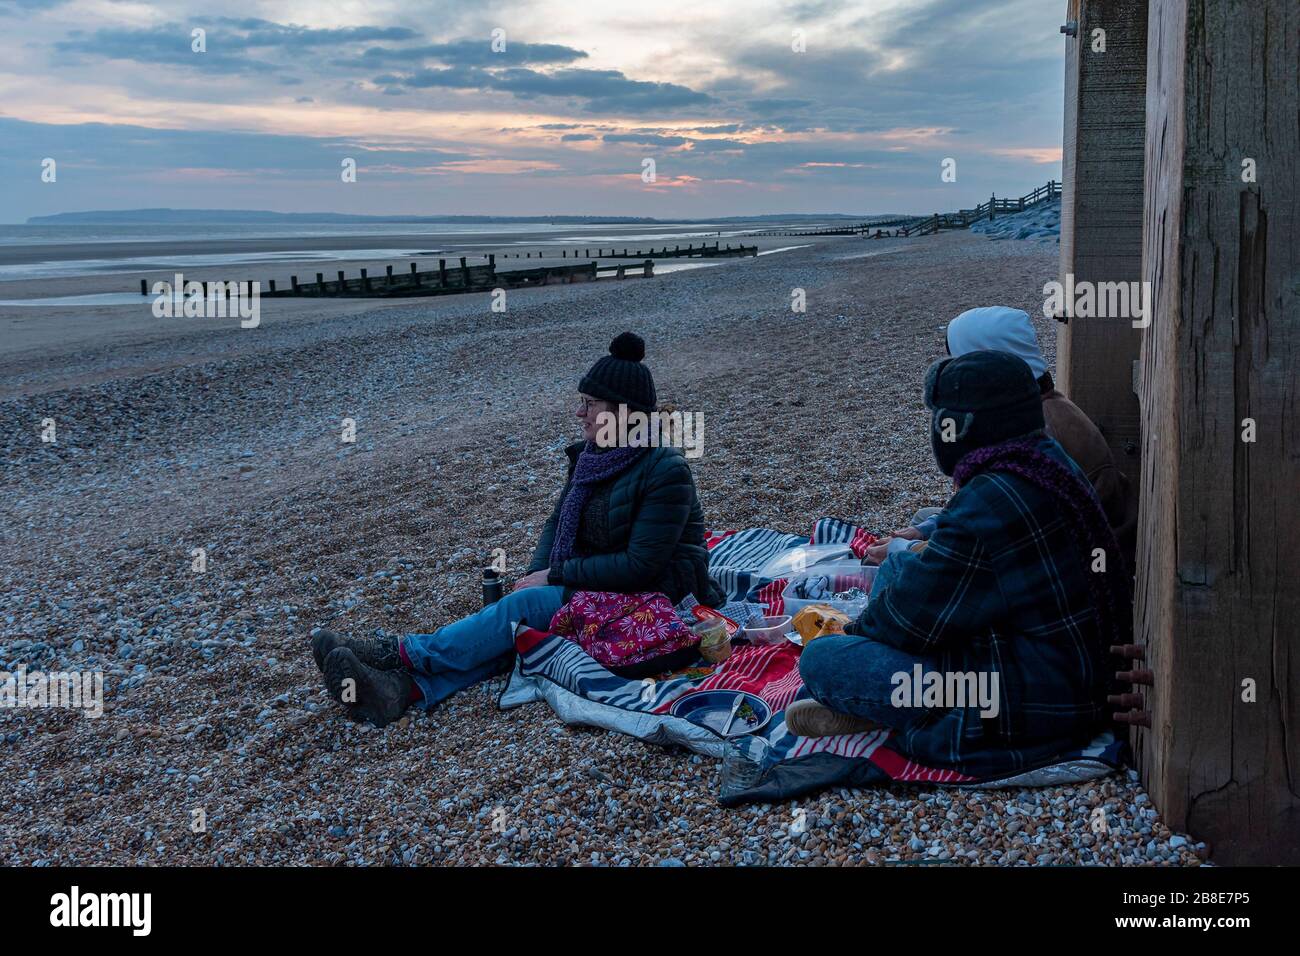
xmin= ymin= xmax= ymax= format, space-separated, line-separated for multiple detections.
xmin=705 ymin=517 xmax=877 ymax=614
xmin=499 ymin=518 xmax=1126 ymax=805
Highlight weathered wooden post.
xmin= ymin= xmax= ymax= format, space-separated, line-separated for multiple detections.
xmin=385 ymin=265 xmax=393 ymax=288
xmin=360 ymin=268 xmax=370 ymax=292
xmin=291 ymin=275 xmax=300 ymax=293
xmin=336 ymin=270 xmax=346 ymax=293
xmin=140 ymin=279 xmax=147 ymax=296
xmin=438 ymin=259 xmax=447 ymax=288
xmin=488 ymin=254 xmax=495 ymax=268
xmin=1132 ymin=0 xmax=1299 ymax=865
xmin=316 ymin=272 xmax=325 ymax=294
xmin=643 ymin=259 xmax=654 ymax=277
xmin=1057 ymin=0 xmax=1148 ymax=485
xmin=268 ymin=279 xmax=276 ymax=294
xmin=459 ymin=256 xmax=470 ymax=288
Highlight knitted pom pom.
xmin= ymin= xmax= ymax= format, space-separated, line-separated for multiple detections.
xmin=608 ymin=331 xmax=646 ymax=362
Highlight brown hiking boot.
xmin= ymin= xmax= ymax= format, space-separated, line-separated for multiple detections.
xmin=311 ymin=628 xmax=401 ymax=672
xmin=784 ymin=699 xmax=881 ymax=737
xmin=322 ymin=647 xmax=414 ymax=728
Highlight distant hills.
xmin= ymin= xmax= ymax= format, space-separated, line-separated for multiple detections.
xmin=27 ymin=208 xmax=881 ymax=225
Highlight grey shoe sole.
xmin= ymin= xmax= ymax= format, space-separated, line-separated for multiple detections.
xmin=784 ymin=699 xmax=880 ymax=738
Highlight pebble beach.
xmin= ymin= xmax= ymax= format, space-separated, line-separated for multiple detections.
xmin=0 ymin=228 xmax=1206 ymax=866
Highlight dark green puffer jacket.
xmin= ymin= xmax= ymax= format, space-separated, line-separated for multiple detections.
xmin=527 ymin=442 xmax=724 ymax=607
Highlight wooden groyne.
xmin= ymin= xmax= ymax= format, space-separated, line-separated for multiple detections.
xmin=753 ymin=219 xmax=910 ymax=237
xmin=141 ymin=256 xmax=658 ymax=300
xmin=498 ymin=241 xmax=756 ymax=260
xmin=754 ymin=180 xmax=1061 ymax=238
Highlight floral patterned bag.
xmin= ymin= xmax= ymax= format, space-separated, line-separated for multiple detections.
xmin=548 ymin=590 xmax=699 ymax=671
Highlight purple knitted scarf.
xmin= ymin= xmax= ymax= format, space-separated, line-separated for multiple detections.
xmin=548 ymin=442 xmax=648 ymax=570
xmin=953 ymin=437 xmax=1132 ymax=648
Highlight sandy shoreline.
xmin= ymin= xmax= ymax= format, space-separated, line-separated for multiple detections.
xmin=0 ymin=231 xmax=1199 ymax=866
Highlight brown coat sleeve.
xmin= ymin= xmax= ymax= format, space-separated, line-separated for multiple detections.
xmin=1041 ymin=392 xmax=1139 ymax=551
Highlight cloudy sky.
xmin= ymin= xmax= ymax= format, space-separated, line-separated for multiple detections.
xmin=0 ymin=0 xmax=1066 ymax=222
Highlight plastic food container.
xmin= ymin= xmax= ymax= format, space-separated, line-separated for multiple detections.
xmin=741 ymin=615 xmax=793 ymax=646
xmin=782 ymin=564 xmax=877 ymax=621
xmin=693 ymin=617 xmax=732 ymax=664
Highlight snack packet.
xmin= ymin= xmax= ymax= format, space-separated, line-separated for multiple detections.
xmin=791 ymin=604 xmax=852 ymax=644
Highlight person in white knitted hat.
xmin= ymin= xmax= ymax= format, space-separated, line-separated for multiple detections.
xmin=869 ymin=306 xmax=1137 ymax=570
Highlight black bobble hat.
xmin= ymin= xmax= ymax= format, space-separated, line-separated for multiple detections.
xmin=579 ymin=332 xmax=657 ymax=412
xmin=923 ymin=349 xmax=1044 ymax=476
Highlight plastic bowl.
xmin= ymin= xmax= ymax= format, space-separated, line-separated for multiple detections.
xmin=742 ymin=615 xmax=793 ymax=645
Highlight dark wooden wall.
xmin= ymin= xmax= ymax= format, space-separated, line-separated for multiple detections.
xmin=1136 ymin=0 xmax=1300 ymax=864
xmin=1058 ymin=0 xmax=1148 ymax=480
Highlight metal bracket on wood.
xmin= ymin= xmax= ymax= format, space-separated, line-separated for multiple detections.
xmin=1060 ymin=20 xmax=1078 ymax=37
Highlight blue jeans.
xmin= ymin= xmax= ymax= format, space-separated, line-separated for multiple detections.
xmin=798 ymin=632 xmax=939 ymax=732
xmin=400 ymin=585 xmax=566 ymax=709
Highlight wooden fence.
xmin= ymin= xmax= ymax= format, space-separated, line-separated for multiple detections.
xmin=878 ymin=180 xmax=1061 ymax=238
xmin=755 ymin=180 xmax=1061 ymax=238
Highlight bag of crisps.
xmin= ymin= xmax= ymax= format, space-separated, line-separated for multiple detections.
xmin=791 ymin=604 xmax=852 ymax=645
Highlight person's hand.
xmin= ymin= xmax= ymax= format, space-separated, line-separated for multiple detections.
xmin=865 ymin=526 xmax=926 ymax=565
xmin=512 ymin=569 xmax=551 ymax=591
xmin=863 ymin=537 xmax=893 ymax=566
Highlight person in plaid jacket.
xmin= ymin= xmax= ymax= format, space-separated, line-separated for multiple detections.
xmin=791 ymin=351 xmax=1130 ymax=777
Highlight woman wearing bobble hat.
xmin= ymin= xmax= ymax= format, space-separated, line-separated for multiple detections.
xmin=313 ymin=332 xmax=723 ymax=727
